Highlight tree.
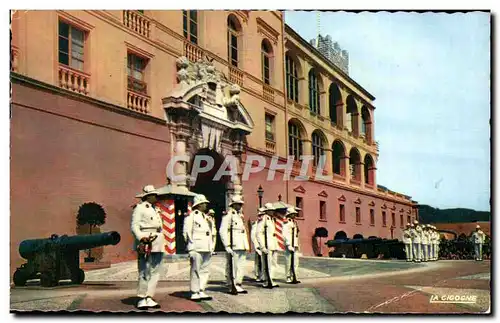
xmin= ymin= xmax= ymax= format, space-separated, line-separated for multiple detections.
xmin=77 ymin=202 xmax=106 ymax=261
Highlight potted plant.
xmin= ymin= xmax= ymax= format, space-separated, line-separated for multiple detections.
xmin=77 ymin=202 xmax=106 ymax=262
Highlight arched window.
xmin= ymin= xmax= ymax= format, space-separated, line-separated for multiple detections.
xmin=364 ymin=154 xmax=375 ymax=186
xmin=261 ymin=40 xmax=272 ymax=85
xmin=361 ymin=106 xmax=372 ymax=144
xmin=285 ymin=54 xmax=299 ymax=102
xmin=312 ymin=131 xmax=325 ymax=167
xmin=288 ymin=121 xmax=303 ymax=161
xmin=332 ymin=140 xmax=346 ymax=176
xmin=346 ymin=95 xmax=359 ymax=137
xmin=329 ymin=83 xmax=342 ymax=127
xmin=227 ymin=15 xmax=241 ymax=67
xmin=183 ymin=10 xmax=198 ymax=45
xmin=349 ymin=148 xmax=361 ymax=182
xmin=309 ymin=69 xmax=320 ymax=114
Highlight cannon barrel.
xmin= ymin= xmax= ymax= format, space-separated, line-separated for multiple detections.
xmin=326 ymin=237 xmax=382 ymax=248
xmin=19 ymin=231 xmax=121 ymax=259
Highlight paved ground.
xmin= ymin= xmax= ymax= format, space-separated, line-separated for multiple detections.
xmin=10 ymin=254 xmax=490 ymax=314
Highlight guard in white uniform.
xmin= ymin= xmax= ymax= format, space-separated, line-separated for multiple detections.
xmin=433 ymin=226 xmax=440 ymax=261
xmin=283 ymin=207 xmax=300 ymax=283
xmin=402 ymin=223 xmax=413 ymax=262
xmin=421 ymin=225 xmax=429 ymax=262
xmin=131 ymin=185 xmax=165 ymax=309
xmin=220 ymin=195 xmax=250 ymax=294
xmin=471 ymin=225 xmax=486 ymax=261
xmin=412 ymin=220 xmax=422 ymax=262
xmin=256 ymin=203 xmax=279 ymax=288
xmin=183 ymin=194 xmax=215 ymax=301
xmin=251 ymin=208 xmax=265 ymax=282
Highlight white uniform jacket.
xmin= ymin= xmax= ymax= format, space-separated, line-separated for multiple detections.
xmin=421 ymin=230 xmax=429 ymax=245
xmin=413 ymin=226 xmax=422 ymax=243
xmin=183 ymin=209 xmax=215 ymax=253
xmin=130 ymin=201 xmax=165 ymax=253
xmin=402 ymin=228 xmax=412 ymax=244
xmin=256 ymin=215 xmax=278 ymax=251
xmin=472 ymin=230 xmax=485 ymax=244
xmin=220 ymin=208 xmax=250 ymax=251
xmin=283 ymin=220 xmax=300 ymax=249
xmin=432 ymin=231 xmax=440 ymax=244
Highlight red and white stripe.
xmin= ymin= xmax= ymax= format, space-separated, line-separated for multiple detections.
xmin=274 ymin=217 xmax=285 ymax=251
xmin=157 ymin=200 xmax=176 ymax=255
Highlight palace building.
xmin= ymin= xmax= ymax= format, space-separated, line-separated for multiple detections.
xmin=10 ymin=10 xmax=418 ymax=273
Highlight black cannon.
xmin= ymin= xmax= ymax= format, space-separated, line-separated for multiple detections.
xmin=326 ymin=237 xmax=405 ymax=259
xmin=13 ymin=231 xmax=121 ymax=287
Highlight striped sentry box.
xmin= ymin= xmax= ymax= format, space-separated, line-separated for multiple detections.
xmin=157 ymin=200 xmax=176 ymax=255
xmin=274 ymin=217 xmax=285 ymax=251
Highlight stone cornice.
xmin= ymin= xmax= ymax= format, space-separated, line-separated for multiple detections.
xmin=11 ymin=72 xmax=166 ymax=126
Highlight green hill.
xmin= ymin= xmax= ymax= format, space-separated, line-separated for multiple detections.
xmin=418 ymin=204 xmax=490 ymax=224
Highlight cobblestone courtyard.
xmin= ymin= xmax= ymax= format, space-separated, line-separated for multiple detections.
xmin=10 ymin=255 xmax=490 ymax=314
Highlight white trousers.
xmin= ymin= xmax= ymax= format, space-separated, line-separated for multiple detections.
xmin=261 ymin=251 xmax=278 ymax=285
xmin=284 ymin=250 xmax=299 ymax=279
xmin=404 ymin=243 xmax=413 ymax=261
xmin=421 ymin=243 xmax=429 ymax=261
xmin=474 ymin=243 xmax=483 ymax=260
xmin=189 ymin=251 xmax=212 ymax=293
xmin=137 ymin=252 xmax=164 ymax=298
xmin=412 ymin=243 xmax=421 ymax=261
xmin=225 ymin=251 xmax=247 ymax=285
xmin=254 ymin=252 xmax=263 ymax=279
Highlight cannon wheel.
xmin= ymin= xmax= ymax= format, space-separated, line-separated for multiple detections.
xmin=40 ymin=272 xmax=57 ymax=287
xmin=71 ymin=269 xmax=85 ymax=285
xmin=13 ymin=269 xmax=28 ymax=287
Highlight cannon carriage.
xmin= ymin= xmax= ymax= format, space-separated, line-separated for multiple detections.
xmin=13 ymin=231 xmax=121 ymax=287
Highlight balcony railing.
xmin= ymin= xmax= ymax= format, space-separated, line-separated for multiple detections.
xmin=58 ymin=64 xmax=90 ymax=95
xmin=265 ymin=139 xmax=276 ymax=154
xmin=183 ymin=40 xmax=204 ymax=62
xmin=263 ymin=84 xmax=274 ymax=102
xmin=229 ymin=66 xmax=243 ymax=87
xmin=11 ymin=46 xmax=19 ymax=72
xmin=127 ymin=90 xmax=150 ymax=114
xmin=123 ymin=10 xmax=151 ymax=38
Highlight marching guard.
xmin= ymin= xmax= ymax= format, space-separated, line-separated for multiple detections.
xmin=471 ymin=225 xmax=486 ymax=261
xmin=432 ymin=226 xmax=440 ymax=261
xmin=402 ymin=223 xmax=413 ymax=262
xmin=257 ymin=203 xmax=280 ymax=288
xmin=220 ymin=195 xmax=249 ymax=294
xmin=131 ymin=185 xmax=165 ymax=309
xmin=207 ymin=209 xmax=217 ymax=255
xmin=251 ymin=208 xmax=265 ymax=282
xmin=412 ymin=220 xmax=422 ymax=262
xmin=183 ymin=194 xmax=215 ymax=301
xmin=421 ymin=225 xmax=429 ymax=262
xmin=283 ymin=207 xmax=301 ymax=283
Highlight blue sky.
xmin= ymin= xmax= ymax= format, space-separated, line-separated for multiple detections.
xmin=285 ymin=11 xmax=490 ymax=212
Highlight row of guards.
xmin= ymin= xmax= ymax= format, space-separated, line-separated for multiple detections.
xmin=134 ymin=183 xmax=291 ymax=256
xmin=130 ymin=181 xmax=300 ymax=309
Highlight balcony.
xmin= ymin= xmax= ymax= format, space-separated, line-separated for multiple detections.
xmin=183 ymin=40 xmax=204 ymax=62
xmin=265 ymin=139 xmax=276 ymax=154
xmin=58 ymin=64 xmax=90 ymax=95
xmin=11 ymin=46 xmax=19 ymax=72
xmin=127 ymin=90 xmax=150 ymax=114
xmin=229 ymin=66 xmax=243 ymax=87
xmin=123 ymin=10 xmax=151 ymax=38
xmin=263 ymin=84 xmax=274 ymax=102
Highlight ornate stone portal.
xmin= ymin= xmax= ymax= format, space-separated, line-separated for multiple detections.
xmin=162 ymin=56 xmax=254 ymax=200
